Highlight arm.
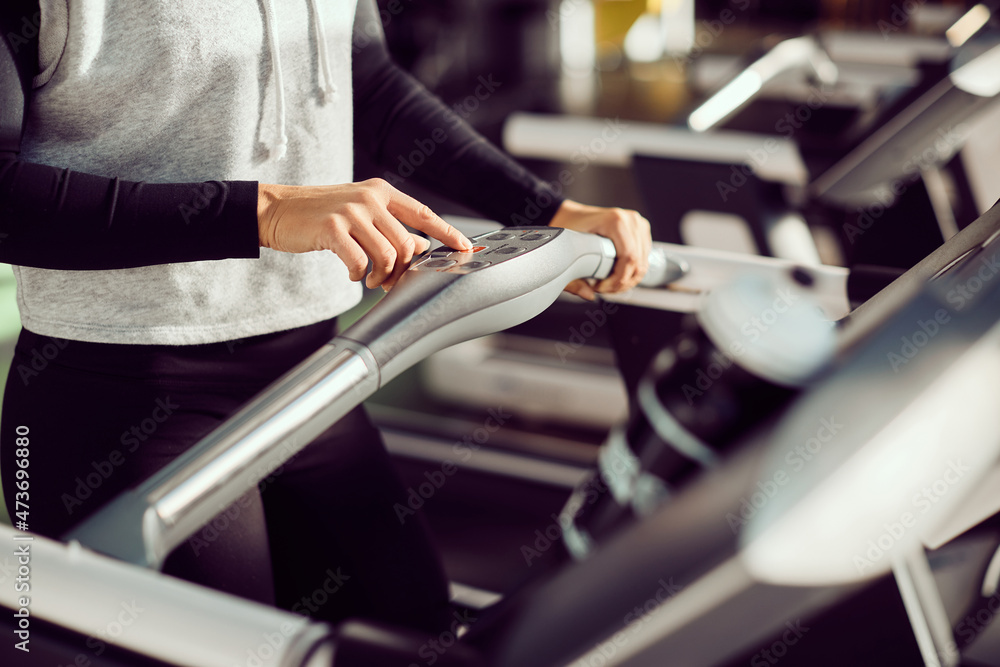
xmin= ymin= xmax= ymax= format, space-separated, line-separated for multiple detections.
xmin=347 ymin=0 xmax=650 ymax=297
xmin=0 ymin=3 xmax=467 ymax=280
xmin=0 ymin=3 xmax=260 ymax=270
xmin=351 ymin=0 xmax=563 ymax=226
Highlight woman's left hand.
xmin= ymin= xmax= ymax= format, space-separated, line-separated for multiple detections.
xmin=548 ymin=200 xmax=652 ymax=300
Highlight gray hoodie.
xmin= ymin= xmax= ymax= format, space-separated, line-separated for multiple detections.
xmin=14 ymin=0 xmax=361 ymax=344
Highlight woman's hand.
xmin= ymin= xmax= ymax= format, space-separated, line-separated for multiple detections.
xmin=548 ymin=200 xmax=652 ymax=300
xmin=257 ymin=178 xmax=472 ymax=292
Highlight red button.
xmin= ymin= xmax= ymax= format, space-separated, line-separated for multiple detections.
xmin=460 ymin=245 xmax=488 ymax=254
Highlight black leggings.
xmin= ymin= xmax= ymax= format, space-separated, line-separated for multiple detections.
xmin=0 ymin=320 xmax=451 ymax=633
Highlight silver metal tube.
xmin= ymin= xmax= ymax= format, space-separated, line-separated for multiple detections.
xmin=502 ymin=113 xmax=809 ymax=185
xmin=65 ymin=340 xmax=379 ymax=568
xmin=0 ymin=524 xmax=335 ymax=667
xmin=603 ymin=241 xmax=851 ymax=320
xmin=688 ymin=37 xmax=837 ymax=133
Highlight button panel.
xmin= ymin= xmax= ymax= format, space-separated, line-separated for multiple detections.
xmin=411 ymin=227 xmax=559 ymax=274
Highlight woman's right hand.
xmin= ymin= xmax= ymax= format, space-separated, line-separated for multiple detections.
xmin=257 ymin=178 xmax=472 ymax=292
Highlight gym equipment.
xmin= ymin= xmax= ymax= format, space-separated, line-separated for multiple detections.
xmin=687 ymin=35 xmax=839 ymax=133
xmin=463 ymin=195 xmax=1000 ymax=667
xmin=5 ymin=200 xmax=1000 ymax=665
xmin=62 ymin=227 xmax=677 ymax=568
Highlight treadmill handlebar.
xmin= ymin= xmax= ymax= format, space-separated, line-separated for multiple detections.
xmin=688 ymin=35 xmax=838 ymax=132
xmin=63 ymin=227 xmax=651 ymax=567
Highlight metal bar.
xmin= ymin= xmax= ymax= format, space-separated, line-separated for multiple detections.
xmin=65 ymin=340 xmax=380 ymax=568
xmin=502 ymin=113 xmax=809 ymax=185
xmin=603 ymin=241 xmax=851 ymax=320
xmin=893 ymin=549 xmax=960 ymax=667
xmin=0 ymin=524 xmax=335 ymax=667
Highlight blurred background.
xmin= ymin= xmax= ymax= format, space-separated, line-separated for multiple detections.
xmin=5 ymin=0 xmax=1000 ymax=616
xmin=358 ymin=0 xmax=1000 ymax=215
xmin=347 ymin=0 xmax=1000 ymax=594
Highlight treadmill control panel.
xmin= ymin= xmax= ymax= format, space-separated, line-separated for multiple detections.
xmin=411 ymin=227 xmax=559 ymax=275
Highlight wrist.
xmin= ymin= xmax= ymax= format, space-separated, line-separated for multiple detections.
xmin=257 ymin=183 xmax=281 ymax=248
xmin=548 ymin=199 xmax=592 ymax=229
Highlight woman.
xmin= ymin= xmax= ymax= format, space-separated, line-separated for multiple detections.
xmin=0 ymin=0 xmax=650 ymax=632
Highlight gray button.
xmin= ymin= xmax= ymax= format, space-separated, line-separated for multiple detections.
xmin=423 ymin=259 xmax=457 ymax=268
xmin=462 ymin=260 xmax=491 ymax=270
xmin=494 ymin=246 xmax=524 ymax=255
xmin=520 ymin=232 xmax=550 ymax=241
xmin=487 ymin=233 xmax=514 ymax=241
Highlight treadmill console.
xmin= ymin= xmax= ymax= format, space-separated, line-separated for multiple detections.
xmin=412 ymin=226 xmax=563 ymax=275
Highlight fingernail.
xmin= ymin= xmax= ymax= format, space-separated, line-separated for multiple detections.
xmin=461 ymin=236 xmax=473 ymax=249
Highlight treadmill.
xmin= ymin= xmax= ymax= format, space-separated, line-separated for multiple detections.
xmin=3 ymin=194 xmax=1000 ymax=665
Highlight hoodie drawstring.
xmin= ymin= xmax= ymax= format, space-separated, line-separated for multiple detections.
xmin=260 ymin=0 xmax=339 ymax=162
xmin=261 ymin=0 xmax=288 ymax=161
xmin=308 ymin=0 xmax=339 ymax=102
